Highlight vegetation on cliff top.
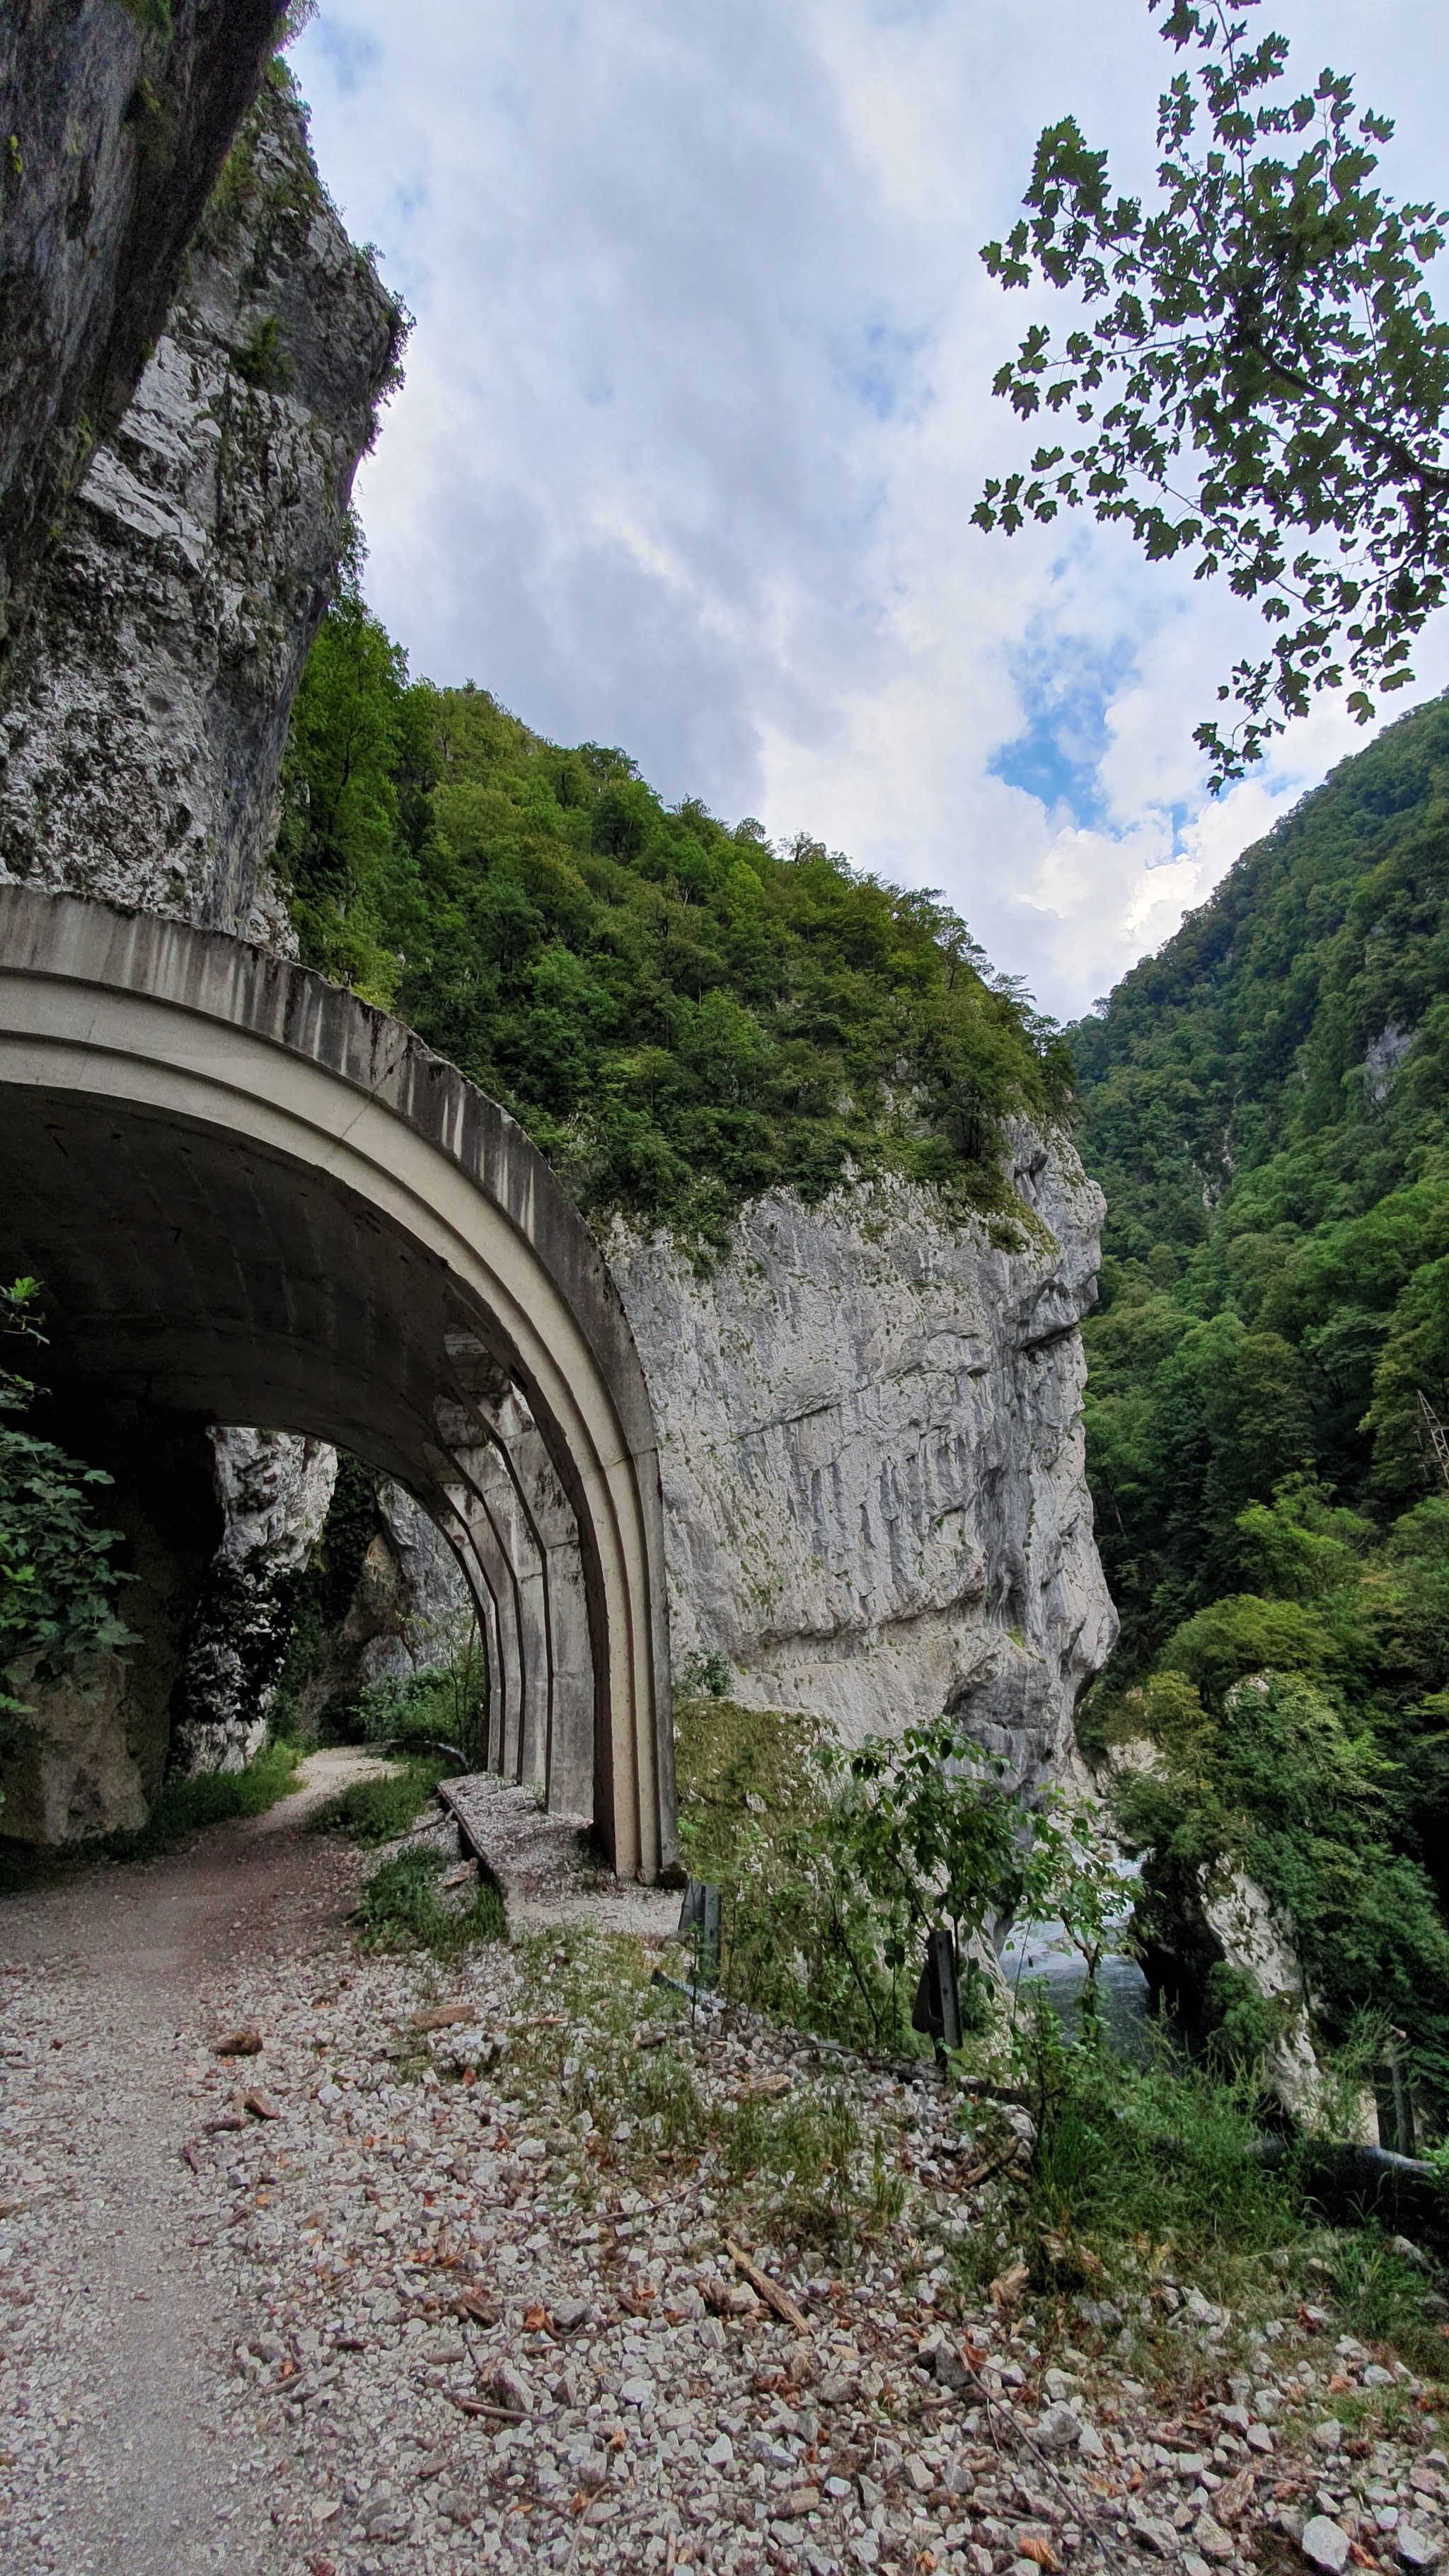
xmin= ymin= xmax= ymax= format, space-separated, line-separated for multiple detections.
xmin=274 ymin=559 xmax=1070 ymax=1241
xmin=1070 ymin=690 xmax=1449 ymax=2096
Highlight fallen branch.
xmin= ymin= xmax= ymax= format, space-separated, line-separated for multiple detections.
xmin=724 ymin=2240 xmax=809 ymax=2335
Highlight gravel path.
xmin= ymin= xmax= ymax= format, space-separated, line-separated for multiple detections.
xmin=2 ymin=1765 xmax=1446 ymax=2576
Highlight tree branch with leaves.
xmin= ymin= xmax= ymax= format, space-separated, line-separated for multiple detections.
xmin=0 ymin=1282 xmax=132 ymax=1756
xmin=974 ymin=0 xmax=1449 ymax=787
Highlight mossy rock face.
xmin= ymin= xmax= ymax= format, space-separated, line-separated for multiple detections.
xmin=672 ymin=1694 xmax=828 ymax=1881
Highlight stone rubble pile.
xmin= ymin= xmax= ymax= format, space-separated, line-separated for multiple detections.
xmin=1 ymin=1882 xmax=1446 ymax=2575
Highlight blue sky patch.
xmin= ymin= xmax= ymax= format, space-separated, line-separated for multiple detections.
xmin=831 ymin=318 xmax=930 ymax=423
xmin=991 ymin=648 xmax=1136 ymax=827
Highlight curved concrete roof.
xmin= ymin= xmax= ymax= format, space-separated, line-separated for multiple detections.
xmin=0 ymin=887 xmax=676 ymax=1880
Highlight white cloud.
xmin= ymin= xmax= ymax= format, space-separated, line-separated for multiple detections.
xmin=293 ymin=0 xmax=1449 ymax=1020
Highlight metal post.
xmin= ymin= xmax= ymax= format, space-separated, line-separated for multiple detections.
xmin=911 ymin=1926 xmax=963 ymax=2057
xmin=677 ymin=1881 xmax=722 ymax=1991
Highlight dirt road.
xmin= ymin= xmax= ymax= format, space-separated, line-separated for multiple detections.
xmin=0 ymin=1754 xmax=376 ymax=2575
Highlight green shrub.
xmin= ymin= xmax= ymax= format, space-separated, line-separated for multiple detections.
xmin=355 ymin=1643 xmax=486 ymax=1769
xmin=1326 ymin=2231 xmax=1443 ymax=2367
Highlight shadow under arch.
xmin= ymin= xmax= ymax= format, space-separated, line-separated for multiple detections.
xmin=0 ymin=889 xmax=676 ymax=1882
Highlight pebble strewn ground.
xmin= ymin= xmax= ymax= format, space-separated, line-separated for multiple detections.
xmin=1 ymin=1770 xmax=1447 ymax=2576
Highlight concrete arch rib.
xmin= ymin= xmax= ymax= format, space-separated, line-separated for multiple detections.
xmin=0 ymin=890 xmax=676 ymax=1882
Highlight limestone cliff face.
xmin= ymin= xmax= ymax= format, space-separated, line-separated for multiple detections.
xmin=0 ymin=75 xmax=403 ymax=943
xmin=0 ymin=0 xmax=285 ymax=673
xmin=174 ymin=1427 xmax=338 ymax=1773
xmin=608 ymin=1126 xmax=1116 ymax=1783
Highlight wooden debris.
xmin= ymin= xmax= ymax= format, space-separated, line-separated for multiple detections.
xmin=243 ymin=2088 xmax=281 ymax=2121
xmin=214 ymin=2028 xmax=262 ymax=2057
xmin=454 ymin=2289 xmax=497 ymax=2325
xmin=725 ymin=2238 xmax=809 ymax=2335
xmin=990 ymin=2261 xmax=1029 ymax=2313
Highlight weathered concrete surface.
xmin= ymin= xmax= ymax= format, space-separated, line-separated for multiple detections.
xmin=439 ymin=1773 xmax=684 ymax=1940
xmin=0 ymin=0 xmax=285 ymax=677
xmin=609 ymin=1127 xmax=1116 ymax=1784
xmin=0 ymin=74 xmax=403 ymax=945
xmin=0 ymin=888 xmax=675 ymax=1881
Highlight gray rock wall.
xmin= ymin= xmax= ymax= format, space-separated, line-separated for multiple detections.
xmin=610 ymin=1125 xmax=1117 ymax=1783
xmin=0 ymin=74 xmax=403 ymax=943
xmin=0 ymin=0 xmax=285 ymax=674
xmin=173 ymin=1427 xmax=338 ymax=1773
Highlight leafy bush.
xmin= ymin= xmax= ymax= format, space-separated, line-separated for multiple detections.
xmin=354 ymin=1643 xmax=486 ymax=1769
xmin=1113 ymin=1668 xmax=1449 ymax=2081
xmin=0 ymin=1282 xmax=132 ymax=1718
xmin=1020 ymin=2013 xmax=1298 ymax=2294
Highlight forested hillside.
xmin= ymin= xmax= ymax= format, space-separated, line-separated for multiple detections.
xmin=276 ymin=556 xmax=1068 ymax=1243
xmin=1069 ymin=694 xmax=1449 ymax=2090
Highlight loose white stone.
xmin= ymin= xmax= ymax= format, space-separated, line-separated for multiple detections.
xmin=1302 ymin=2517 xmax=1352 ymax=2574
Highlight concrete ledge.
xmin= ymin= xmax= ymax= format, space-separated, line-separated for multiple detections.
xmin=437 ymin=1775 xmax=684 ymax=1942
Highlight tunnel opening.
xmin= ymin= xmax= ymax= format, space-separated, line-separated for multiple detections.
xmin=0 ymin=890 xmax=675 ymax=1880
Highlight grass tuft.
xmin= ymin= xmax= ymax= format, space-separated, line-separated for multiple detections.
xmin=354 ymin=1844 xmax=504 ymax=1956
xmin=308 ymin=1754 xmax=447 ymax=1845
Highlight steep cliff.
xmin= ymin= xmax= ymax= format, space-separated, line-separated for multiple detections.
xmin=610 ymin=1127 xmax=1116 ymax=1783
xmin=0 ymin=72 xmax=403 ymax=941
xmin=0 ymin=0 xmax=285 ymax=675
xmin=0 ymin=63 xmax=409 ymax=1833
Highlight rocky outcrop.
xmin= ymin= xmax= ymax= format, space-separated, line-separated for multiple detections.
xmin=0 ymin=0 xmax=286 ymax=675
xmin=337 ymin=1483 xmax=475 ymax=1692
xmin=275 ymin=1476 xmax=475 ymax=1740
xmin=609 ymin=1125 xmax=1116 ymax=1783
xmin=0 ymin=72 xmax=403 ymax=942
xmin=173 ymin=1427 xmax=337 ymax=1773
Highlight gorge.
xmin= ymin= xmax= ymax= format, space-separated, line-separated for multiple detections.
xmin=0 ymin=25 xmax=1116 ymax=1867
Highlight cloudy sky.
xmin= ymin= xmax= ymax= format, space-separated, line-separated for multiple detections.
xmin=291 ymin=0 xmax=1449 ymax=1022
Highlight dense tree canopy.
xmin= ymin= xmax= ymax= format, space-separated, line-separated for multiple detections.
xmin=275 ymin=565 xmax=1070 ymax=1242
xmin=1070 ymin=689 xmax=1449 ymax=2086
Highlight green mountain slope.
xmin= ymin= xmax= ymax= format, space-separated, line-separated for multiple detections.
xmin=275 ymin=569 xmax=1068 ymax=1244
xmin=1069 ymin=695 xmax=1449 ymax=2091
